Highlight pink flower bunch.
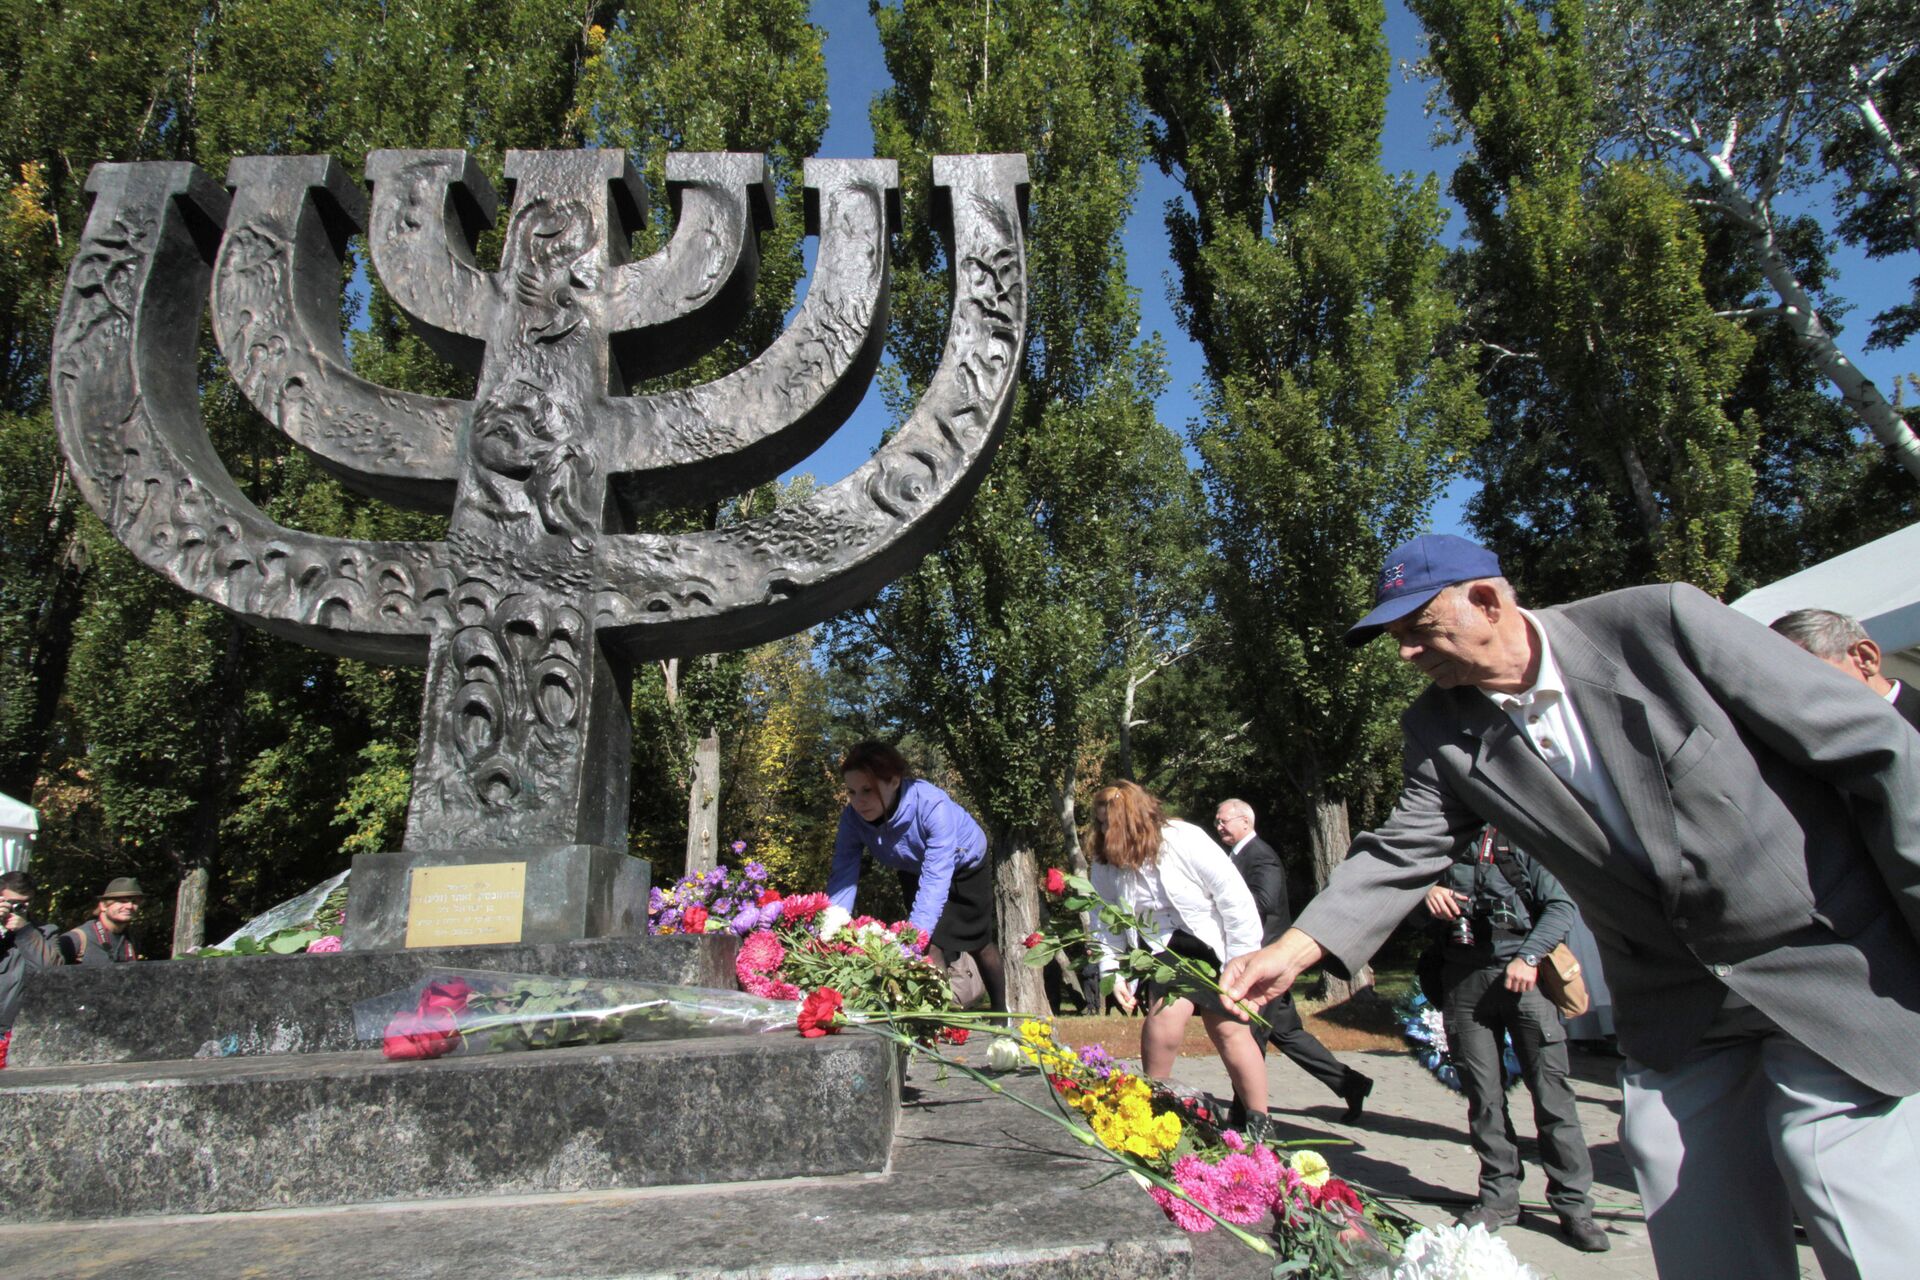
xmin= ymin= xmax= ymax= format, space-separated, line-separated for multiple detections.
xmin=1150 ymin=1155 xmax=1226 ymax=1232
xmin=736 ymin=929 xmax=802 ymax=1001
xmin=780 ymin=892 xmax=831 ymax=926
xmin=306 ymin=935 xmax=343 ymax=954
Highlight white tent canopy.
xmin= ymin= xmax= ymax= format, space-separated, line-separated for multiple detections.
xmin=0 ymin=790 xmax=37 ymax=875
xmin=1729 ymin=521 xmax=1920 ymax=686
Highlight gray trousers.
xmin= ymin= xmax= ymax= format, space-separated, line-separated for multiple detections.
xmin=1442 ymin=962 xmax=1595 ymax=1217
xmin=1620 ymin=1002 xmax=1920 ymax=1280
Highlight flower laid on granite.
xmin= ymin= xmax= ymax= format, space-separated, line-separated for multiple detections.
xmin=380 ymin=977 xmax=474 ymax=1060
xmin=306 ymin=935 xmax=343 ymax=954
xmin=797 ymin=986 xmax=845 ymax=1037
xmin=1363 ymin=1223 xmax=1542 ymax=1280
xmin=648 ymin=858 xmax=780 ymax=935
xmin=736 ymin=929 xmax=803 ymax=1001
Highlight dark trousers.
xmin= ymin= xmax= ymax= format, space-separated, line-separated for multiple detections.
xmin=1442 ymin=961 xmax=1594 ymax=1217
xmin=1257 ymin=992 xmax=1361 ymax=1098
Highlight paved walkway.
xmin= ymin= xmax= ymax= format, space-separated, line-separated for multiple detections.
xmin=1168 ymin=1040 xmax=1822 ymax=1278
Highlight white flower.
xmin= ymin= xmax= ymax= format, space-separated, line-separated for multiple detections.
xmin=817 ymin=905 xmax=852 ymax=941
xmin=1388 ymin=1224 xmax=1542 ymax=1280
xmin=985 ymin=1036 xmax=1024 ymax=1072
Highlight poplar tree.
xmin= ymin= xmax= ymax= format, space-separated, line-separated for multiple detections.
xmin=1134 ymin=0 xmax=1485 ymax=998
xmin=846 ymin=0 xmax=1199 ymax=1013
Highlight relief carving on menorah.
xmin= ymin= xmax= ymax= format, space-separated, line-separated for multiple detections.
xmin=51 ymin=147 xmax=1028 ymax=947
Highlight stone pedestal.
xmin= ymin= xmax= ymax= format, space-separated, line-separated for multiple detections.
xmin=343 ymin=843 xmax=649 ymax=950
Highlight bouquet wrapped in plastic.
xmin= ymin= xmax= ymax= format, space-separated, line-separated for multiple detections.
xmin=352 ymin=970 xmax=799 ymax=1061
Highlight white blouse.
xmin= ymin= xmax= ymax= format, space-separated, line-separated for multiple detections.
xmin=1090 ymin=819 xmax=1262 ymax=976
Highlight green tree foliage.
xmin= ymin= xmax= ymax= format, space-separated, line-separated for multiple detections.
xmin=839 ymin=0 xmax=1201 ymax=1013
xmin=1416 ymin=0 xmax=1761 ymax=599
xmin=1134 ymin=0 xmax=1486 ymax=926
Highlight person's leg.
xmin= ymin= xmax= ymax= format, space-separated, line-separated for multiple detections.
xmin=1619 ymin=1017 xmax=1798 ymax=1279
xmin=1202 ymin=1012 xmax=1268 ymax=1115
xmin=1444 ymin=967 xmax=1522 ymax=1218
xmin=1506 ymin=985 xmax=1595 ymax=1219
xmin=1140 ymin=995 xmax=1193 ymax=1080
xmin=966 ymin=942 xmax=1007 ymax=1013
xmin=1758 ymin=1030 xmax=1920 ymax=1280
xmin=1263 ymin=992 xmax=1366 ymax=1098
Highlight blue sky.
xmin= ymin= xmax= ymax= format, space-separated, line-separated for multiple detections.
xmin=792 ymin=0 xmax=1919 ymax=537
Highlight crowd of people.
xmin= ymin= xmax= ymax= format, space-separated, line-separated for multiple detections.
xmin=0 ymin=874 xmax=145 ymax=1066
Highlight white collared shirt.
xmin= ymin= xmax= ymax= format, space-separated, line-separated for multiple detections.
xmin=1228 ymin=832 xmax=1254 ymax=857
xmin=1886 ymin=680 xmax=1903 ymax=705
xmin=1482 ymin=610 xmax=1647 ymax=871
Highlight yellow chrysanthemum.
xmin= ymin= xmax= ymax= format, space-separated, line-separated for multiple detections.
xmin=1290 ymin=1150 xmax=1331 ymax=1188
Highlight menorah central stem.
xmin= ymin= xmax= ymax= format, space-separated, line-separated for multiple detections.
xmin=403 ymin=151 xmax=639 ymax=854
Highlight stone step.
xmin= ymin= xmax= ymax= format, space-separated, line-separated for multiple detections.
xmin=0 ymin=1032 xmax=897 ymax=1223
xmin=8 ymin=934 xmax=736 ymax=1067
xmin=0 ymin=1060 xmax=1199 ymax=1280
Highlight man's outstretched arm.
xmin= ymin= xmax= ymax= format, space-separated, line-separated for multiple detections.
xmin=1220 ymin=927 xmax=1326 ymax=1015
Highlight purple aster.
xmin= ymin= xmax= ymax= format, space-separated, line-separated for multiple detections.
xmin=743 ymin=861 xmax=769 ymax=881
xmin=759 ymin=900 xmax=784 ymax=925
xmin=652 ymin=907 xmax=682 ymax=935
xmin=728 ymin=905 xmax=762 ymax=935
xmin=703 ymin=866 xmax=728 ymax=887
xmin=1077 ymin=1044 xmax=1117 ymax=1079
xmin=731 ymin=840 xmax=748 ymax=854
xmin=713 ymin=897 xmax=737 ymax=916
xmin=648 ymin=887 xmax=666 ymax=913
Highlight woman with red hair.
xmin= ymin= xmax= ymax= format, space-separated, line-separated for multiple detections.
xmin=1090 ymin=780 xmax=1267 ymax=1125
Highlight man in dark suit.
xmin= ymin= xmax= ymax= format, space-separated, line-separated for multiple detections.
xmin=1213 ymin=799 xmax=1373 ymax=1122
xmin=1222 ymin=535 xmax=1920 ymax=1277
xmin=1771 ymin=607 xmax=1920 ymax=731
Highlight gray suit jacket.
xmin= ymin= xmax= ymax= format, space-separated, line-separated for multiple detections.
xmin=1296 ymin=583 xmax=1920 ymax=1095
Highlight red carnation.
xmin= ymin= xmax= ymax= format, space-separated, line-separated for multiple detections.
xmin=1312 ymin=1178 xmax=1364 ymax=1215
xmin=939 ymin=1026 xmax=970 ymax=1045
xmin=682 ymin=904 xmax=709 ymax=934
xmin=756 ymin=888 xmax=783 ymax=907
xmin=797 ymin=987 xmax=846 ymax=1037
xmin=1045 ymin=867 xmax=1067 ymax=894
xmin=1022 ymin=931 xmax=1043 ymax=948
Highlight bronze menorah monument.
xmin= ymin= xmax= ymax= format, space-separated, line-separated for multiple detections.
xmin=51 ymin=148 xmax=1028 ymax=948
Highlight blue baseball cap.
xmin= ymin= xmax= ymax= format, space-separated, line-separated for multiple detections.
xmin=1345 ymin=535 xmax=1502 ymax=646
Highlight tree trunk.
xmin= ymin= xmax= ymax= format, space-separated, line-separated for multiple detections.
xmin=683 ymin=728 xmax=719 ymax=875
xmin=170 ymin=865 xmax=209 ymax=956
xmin=1306 ymin=791 xmax=1373 ymax=1006
xmin=0 ymin=520 xmax=88 ymax=798
xmin=991 ymin=825 xmax=1051 ymax=1016
xmin=1696 ymin=141 xmax=1920 ymax=482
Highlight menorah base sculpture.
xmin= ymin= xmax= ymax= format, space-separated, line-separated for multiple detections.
xmin=343 ymin=843 xmax=650 ymax=950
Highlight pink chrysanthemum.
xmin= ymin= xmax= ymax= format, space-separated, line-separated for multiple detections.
xmin=1219 ymin=1129 xmax=1246 ymax=1151
xmin=1212 ymin=1152 xmax=1277 ymax=1225
xmin=1150 ymin=1155 xmax=1225 ymax=1232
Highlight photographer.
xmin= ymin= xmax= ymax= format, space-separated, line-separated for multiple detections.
xmin=1 ymin=871 xmax=61 ymax=1069
xmin=1424 ymin=827 xmax=1606 ymax=1252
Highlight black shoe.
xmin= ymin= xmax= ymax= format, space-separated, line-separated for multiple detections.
xmin=1559 ymin=1215 xmax=1611 ymax=1252
xmin=1455 ymin=1203 xmax=1520 ymax=1233
xmin=1341 ymin=1074 xmax=1373 ymax=1123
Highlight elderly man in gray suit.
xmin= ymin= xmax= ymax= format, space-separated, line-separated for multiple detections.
xmin=1221 ymin=534 xmax=1920 ymax=1280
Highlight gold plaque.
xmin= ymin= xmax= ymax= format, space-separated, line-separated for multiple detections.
xmin=405 ymin=862 xmax=528 ymax=948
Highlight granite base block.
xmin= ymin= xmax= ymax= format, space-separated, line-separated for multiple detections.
xmin=8 ymin=934 xmax=738 ymax=1068
xmin=344 ymin=843 xmax=651 ymax=950
xmin=0 ymin=1056 xmax=1195 ymax=1280
xmin=0 ymin=1032 xmax=898 ymax=1223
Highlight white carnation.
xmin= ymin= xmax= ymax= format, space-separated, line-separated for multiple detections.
xmin=1388 ymin=1224 xmax=1543 ymax=1280
xmin=818 ymin=905 xmax=852 ymax=940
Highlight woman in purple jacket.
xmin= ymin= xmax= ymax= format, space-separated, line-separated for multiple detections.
xmin=827 ymin=741 xmax=1006 ymax=1013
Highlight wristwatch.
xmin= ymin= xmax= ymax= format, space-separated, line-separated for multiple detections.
xmin=1519 ymin=952 xmax=1541 ymax=967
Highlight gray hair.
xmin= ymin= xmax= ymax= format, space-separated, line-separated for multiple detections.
xmin=1217 ymin=798 xmax=1255 ymax=824
xmin=1770 ymin=608 xmax=1869 ymax=660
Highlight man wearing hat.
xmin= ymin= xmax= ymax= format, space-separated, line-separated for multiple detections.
xmin=1220 ymin=535 xmax=1920 ymax=1276
xmin=59 ymin=878 xmax=145 ymax=965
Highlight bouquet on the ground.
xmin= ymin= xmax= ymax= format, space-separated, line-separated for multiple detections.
xmin=353 ymin=969 xmax=797 ymax=1061
xmin=648 ymin=845 xmax=785 ymax=937
xmin=734 ymin=893 xmax=968 ymax=1048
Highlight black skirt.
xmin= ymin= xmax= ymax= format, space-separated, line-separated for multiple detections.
xmin=1145 ymin=929 xmax=1231 ymax=1016
xmin=897 ymin=853 xmax=996 ymax=955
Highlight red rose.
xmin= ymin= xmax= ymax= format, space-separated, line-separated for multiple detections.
xmin=797 ymin=986 xmax=845 ymax=1037
xmin=756 ymin=889 xmax=782 ymax=906
xmin=939 ymin=1026 xmax=970 ymax=1045
xmin=1045 ymin=867 xmax=1066 ymax=894
xmin=1312 ymin=1178 xmax=1364 ymax=1215
xmin=416 ymin=978 xmax=474 ymax=1017
xmin=382 ymin=1008 xmax=460 ymax=1060
xmin=682 ymin=905 xmax=710 ymax=934
xmin=1022 ymin=931 xmax=1043 ymax=948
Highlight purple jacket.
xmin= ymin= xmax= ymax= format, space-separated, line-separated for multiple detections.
xmin=828 ymin=779 xmax=987 ymax=937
